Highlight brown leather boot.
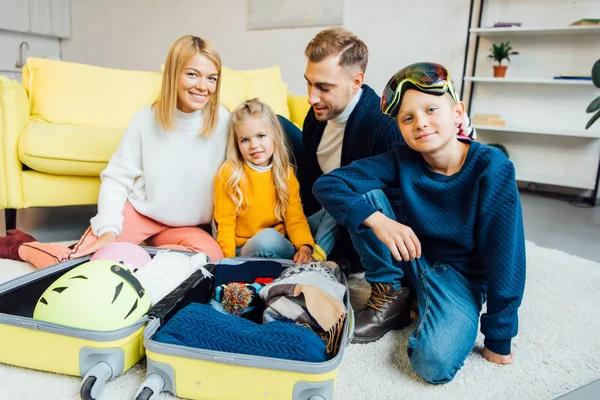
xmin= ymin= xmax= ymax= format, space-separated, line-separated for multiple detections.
xmin=352 ymin=282 xmax=412 ymax=344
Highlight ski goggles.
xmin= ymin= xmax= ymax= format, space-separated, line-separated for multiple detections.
xmin=381 ymin=62 xmax=460 ymax=117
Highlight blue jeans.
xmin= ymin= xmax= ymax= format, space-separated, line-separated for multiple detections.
xmin=348 ymin=190 xmax=485 ymax=384
xmin=307 ymin=208 xmax=339 ymax=255
xmin=347 ymin=190 xmax=405 ymax=287
xmin=236 ymin=228 xmax=295 ymax=259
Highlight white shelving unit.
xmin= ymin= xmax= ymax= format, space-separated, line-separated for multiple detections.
xmin=472 ymin=125 xmax=600 ymax=139
xmin=464 ymin=76 xmax=594 ymax=86
xmin=462 ymin=0 xmax=600 ymax=205
xmin=470 ymin=25 xmax=600 ymax=36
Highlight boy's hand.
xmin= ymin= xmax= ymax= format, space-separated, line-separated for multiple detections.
xmin=482 ymin=347 xmax=514 ymax=365
xmin=70 ymin=232 xmax=117 ymax=258
xmin=293 ymin=245 xmax=314 ymax=264
xmin=363 ymin=212 xmax=421 ymax=261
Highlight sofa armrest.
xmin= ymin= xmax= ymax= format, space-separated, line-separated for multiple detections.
xmin=0 ymin=76 xmax=29 ymax=208
xmin=287 ymin=93 xmax=310 ymax=129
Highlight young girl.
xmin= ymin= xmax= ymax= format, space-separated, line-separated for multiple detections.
xmin=0 ymin=35 xmax=229 ymax=268
xmin=214 ymin=99 xmax=315 ymax=263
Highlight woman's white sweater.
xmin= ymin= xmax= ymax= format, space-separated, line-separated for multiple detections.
xmin=90 ymin=105 xmax=230 ymax=237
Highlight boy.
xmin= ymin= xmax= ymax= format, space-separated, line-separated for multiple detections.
xmin=313 ymin=62 xmax=526 ymax=384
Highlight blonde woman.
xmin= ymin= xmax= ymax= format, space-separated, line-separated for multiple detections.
xmin=214 ymin=99 xmax=315 ymax=263
xmin=1 ymin=35 xmax=229 ymax=267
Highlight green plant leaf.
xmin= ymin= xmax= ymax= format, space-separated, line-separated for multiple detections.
xmin=586 ymin=109 xmax=600 ymax=129
xmin=489 ymin=41 xmax=518 ymax=65
xmin=592 ymin=59 xmax=600 ymax=88
xmin=586 ymin=95 xmax=600 ymax=113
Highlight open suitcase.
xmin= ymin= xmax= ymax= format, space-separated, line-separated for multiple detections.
xmin=0 ymin=247 xmax=172 ymax=400
xmin=134 ymin=258 xmax=354 ymax=400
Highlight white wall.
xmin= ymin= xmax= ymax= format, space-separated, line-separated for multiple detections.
xmin=60 ymin=0 xmax=472 ymax=96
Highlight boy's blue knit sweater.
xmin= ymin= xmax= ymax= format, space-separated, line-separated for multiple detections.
xmin=313 ymin=141 xmax=526 ymax=355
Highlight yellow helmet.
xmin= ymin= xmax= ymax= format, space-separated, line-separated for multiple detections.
xmin=33 ymin=260 xmax=151 ymax=331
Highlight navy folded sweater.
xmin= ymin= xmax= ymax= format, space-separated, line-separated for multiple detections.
xmin=154 ymin=302 xmax=329 ymax=362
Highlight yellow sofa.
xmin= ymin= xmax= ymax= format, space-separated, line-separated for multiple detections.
xmin=0 ymin=58 xmax=310 ymax=230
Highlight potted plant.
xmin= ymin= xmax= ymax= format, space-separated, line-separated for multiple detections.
xmin=488 ymin=143 xmax=509 ymax=158
xmin=586 ymin=59 xmax=600 ymax=129
xmin=487 ymin=41 xmax=519 ymax=78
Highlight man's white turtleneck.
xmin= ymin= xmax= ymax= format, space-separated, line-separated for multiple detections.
xmin=91 ymin=105 xmax=230 ymax=237
xmin=317 ymin=88 xmax=363 ymax=174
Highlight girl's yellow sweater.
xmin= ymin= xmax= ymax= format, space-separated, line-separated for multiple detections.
xmin=214 ymin=163 xmax=315 ymax=258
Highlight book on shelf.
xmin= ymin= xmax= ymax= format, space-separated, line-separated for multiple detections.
xmin=570 ymin=19 xmax=600 ymax=26
xmin=472 ymin=114 xmax=506 ymax=126
xmin=553 ymin=75 xmax=592 ymax=81
xmin=491 ymin=22 xmax=522 ymax=28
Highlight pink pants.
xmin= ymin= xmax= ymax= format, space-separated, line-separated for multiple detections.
xmin=19 ymin=202 xmax=224 ymax=269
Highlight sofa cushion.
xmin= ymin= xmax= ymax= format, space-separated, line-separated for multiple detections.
xmin=18 ymin=123 xmax=123 ymax=177
xmin=220 ymin=67 xmax=253 ymax=111
xmin=21 ymin=171 xmax=101 ymax=207
xmin=24 ymin=58 xmax=161 ymax=128
xmin=239 ymin=65 xmax=290 ymax=119
xmin=287 ymin=94 xmax=310 ymax=128
xmin=0 ymin=76 xmax=30 ymax=207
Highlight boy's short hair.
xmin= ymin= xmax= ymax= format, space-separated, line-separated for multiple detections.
xmin=305 ymin=28 xmax=368 ymax=73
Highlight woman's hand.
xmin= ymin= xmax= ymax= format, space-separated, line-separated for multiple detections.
xmin=293 ymin=245 xmax=314 ymax=264
xmin=363 ymin=212 xmax=421 ymax=261
xmin=70 ymin=232 xmax=117 ymax=258
xmin=482 ymin=347 xmax=514 ymax=365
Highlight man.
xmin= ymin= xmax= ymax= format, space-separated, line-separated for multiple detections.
xmin=294 ymin=27 xmax=412 ymax=336
xmin=296 ymin=27 xmax=403 ymax=258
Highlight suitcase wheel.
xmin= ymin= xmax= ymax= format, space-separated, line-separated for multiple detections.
xmin=80 ymin=361 xmax=113 ymax=400
xmin=134 ymin=373 xmax=165 ymax=400
xmin=80 ymin=376 xmax=97 ymax=400
xmin=135 ymin=387 xmax=154 ymax=400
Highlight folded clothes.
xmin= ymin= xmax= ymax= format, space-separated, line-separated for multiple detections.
xmin=260 ymin=261 xmax=346 ymax=304
xmin=259 ymin=261 xmax=348 ymax=356
xmin=213 ymin=261 xmax=284 ymax=287
xmin=135 ymin=250 xmax=211 ymax=306
xmin=154 ymin=302 xmax=329 ymax=362
xmin=262 ymin=283 xmax=347 ymax=356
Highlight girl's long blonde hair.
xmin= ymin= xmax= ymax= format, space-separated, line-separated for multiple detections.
xmin=154 ymin=35 xmax=222 ymax=136
xmin=221 ymin=98 xmax=292 ymax=220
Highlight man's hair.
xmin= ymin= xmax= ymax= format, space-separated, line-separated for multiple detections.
xmin=305 ymin=28 xmax=368 ymax=73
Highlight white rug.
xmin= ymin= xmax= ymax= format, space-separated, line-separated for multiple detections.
xmin=0 ymin=241 xmax=599 ymax=400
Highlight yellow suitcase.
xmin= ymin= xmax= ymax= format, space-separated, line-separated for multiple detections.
xmin=134 ymin=258 xmax=354 ymax=400
xmin=0 ymin=247 xmax=174 ymax=400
